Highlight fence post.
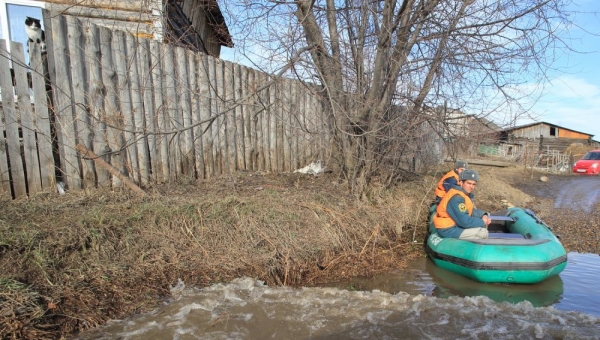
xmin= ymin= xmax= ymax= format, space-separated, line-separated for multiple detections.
xmin=29 ymin=43 xmax=56 ymax=191
xmin=47 ymin=13 xmax=83 ymax=190
xmin=0 ymin=40 xmax=26 ymax=197
xmin=11 ymin=42 xmax=42 ymax=195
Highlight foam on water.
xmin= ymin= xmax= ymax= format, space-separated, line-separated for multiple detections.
xmin=73 ymin=277 xmax=599 ymax=340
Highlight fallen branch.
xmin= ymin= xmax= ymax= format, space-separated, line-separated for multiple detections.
xmin=76 ymin=144 xmax=147 ymax=197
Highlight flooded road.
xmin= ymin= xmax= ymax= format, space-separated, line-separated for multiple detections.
xmin=553 ymin=176 xmax=600 ymax=212
xmin=519 ymin=174 xmax=600 ymax=213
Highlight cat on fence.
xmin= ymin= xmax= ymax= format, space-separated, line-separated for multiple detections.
xmin=25 ymin=16 xmax=46 ymax=54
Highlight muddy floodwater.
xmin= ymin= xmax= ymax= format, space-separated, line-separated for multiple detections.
xmin=72 ymin=252 xmax=599 ymax=340
xmin=320 ymin=252 xmax=600 ymax=316
xmin=71 ymin=175 xmax=600 ymax=340
xmin=71 ymin=281 xmax=599 ymax=340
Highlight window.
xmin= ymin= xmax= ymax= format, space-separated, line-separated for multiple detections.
xmin=583 ymin=152 xmax=600 ymax=161
xmin=1 ymin=0 xmax=45 ymax=65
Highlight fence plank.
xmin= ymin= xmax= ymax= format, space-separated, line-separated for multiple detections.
xmin=188 ymin=51 xmax=205 ymax=179
xmin=114 ymin=30 xmax=138 ymax=183
xmin=233 ymin=63 xmax=244 ymax=170
xmin=279 ymin=79 xmax=288 ymax=171
xmin=300 ymin=84 xmax=309 ymax=165
xmin=224 ymin=61 xmax=236 ymax=173
xmin=29 ymin=43 xmax=56 ymax=191
xmin=239 ymin=65 xmax=251 ymax=171
xmin=149 ymin=40 xmax=168 ymax=182
xmin=261 ymin=75 xmax=269 ymax=171
xmin=176 ymin=47 xmax=194 ymax=176
xmin=316 ymin=90 xmax=327 ymax=161
xmin=100 ymin=26 xmax=126 ymax=187
xmin=248 ymin=69 xmax=259 ymax=171
xmin=163 ymin=45 xmax=182 ymax=177
xmin=135 ymin=38 xmax=152 ymax=186
xmin=0 ymin=40 xmax=26 ymax=196
xmin=67 ymin=16 xmax=95 ymax=189
xmin=279 ymin=80 xmax=295 ymax=171
xmin=257 ymin=72 xmax=268 ymax=171
xmin=137 ymin=39 xmax=160 ymax=183
xmin=198 ymin=53 xmax=213 ymax=178
xmin=291 ymin=80 xmax=299 ymax=169
xmin=83 ymin=20 xmax=110 ymax=185
xmin=47 ymin=14 xmax=82 ymax=190
xmin=305 ymin=87 xmax=314 ymax=162
xmin=233 ymin=63 xmax=242 ymax=171
xmin=212 ymin=57 xmax=224 ymax=174
xmin=0 ymin=40 xmax=11 ymax=194
xmin=268 ymin=77 xmax=277 ymax=172
xmin=126 ymin=33 xmax=150 ymax=185
xmin=7 ymin=53 xmax=28 ymax=196
xmin=11 ymin=42 xmax=42 ymax=195
xmin=297 ymin=84 xmax=306 ymax=165
xmin=293 ymin=80 xmax=300 ymax=169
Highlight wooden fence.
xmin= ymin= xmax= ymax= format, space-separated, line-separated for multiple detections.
xmin=477 ymin=142 xmax=572 ymax=174
xmin=0 ymin=13 xmax=329 ymax=199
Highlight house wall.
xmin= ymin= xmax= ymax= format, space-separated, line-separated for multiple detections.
xmin=558 ymin=129 xmax=590 ymax=139
xmin=509 ymin=123 xmax=592 ymax=140
xmin=510 ymin=124 xmax=555 ymax=139
xmin=45 ymin=0 xmax=162 ymax=39
xmin=44 ymin=0 xmax=228 ymax=55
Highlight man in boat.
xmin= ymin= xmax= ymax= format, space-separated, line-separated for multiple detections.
xmin=433 ymin=169 xmax=491 ymax=239
xmin=433 ymin=160 xmax=468 ymax=204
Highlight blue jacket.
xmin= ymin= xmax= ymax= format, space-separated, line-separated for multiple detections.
xmin=437 ymin=185 xmax=487 ymax=238
xmin=442 ymin=174 xmax=459 ymax=194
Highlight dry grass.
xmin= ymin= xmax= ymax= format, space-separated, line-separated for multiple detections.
xmin=564 ymin=143 xmax=598 ymax=160
xmin=0 ymin=171 xmax=430 ymax=339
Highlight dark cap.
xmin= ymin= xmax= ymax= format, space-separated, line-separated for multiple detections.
xmin=455 ymin=160 xmax=468 ymax=169
xmin=459 ymin=169 xmax=479 ymax=182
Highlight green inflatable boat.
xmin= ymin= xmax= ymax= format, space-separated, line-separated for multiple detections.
xmin=425 ymin=206 xmax=567 ymax=284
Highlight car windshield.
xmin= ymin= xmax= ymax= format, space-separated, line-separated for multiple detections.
xmin=582 ymin=152 xmax=600 ymax=160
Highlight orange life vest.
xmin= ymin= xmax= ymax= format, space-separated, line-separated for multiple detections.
xmin=434 ymin=170 xmax=459 ymax=199
xmin=433 ymin=188 xmax=474 ymax=229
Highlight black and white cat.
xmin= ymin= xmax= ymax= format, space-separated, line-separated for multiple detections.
xmin=25 ymin=16 xmax=46 ymax=54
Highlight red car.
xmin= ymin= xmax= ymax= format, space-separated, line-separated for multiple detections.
xmin=573 ymin=149 xmax=600 ymax=175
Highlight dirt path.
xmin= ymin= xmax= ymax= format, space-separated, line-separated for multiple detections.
xmin=516 ymin=174 xmax=600 ymax=211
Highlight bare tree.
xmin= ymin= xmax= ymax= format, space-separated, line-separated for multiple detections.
xmin=223 ymin=0 xmax=574 ymax=196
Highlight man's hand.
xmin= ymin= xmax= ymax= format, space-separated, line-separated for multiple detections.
xmin=482 ymin=215 xmax=492 ymax=227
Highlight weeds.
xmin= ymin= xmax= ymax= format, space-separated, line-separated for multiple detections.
xmin=0 ymin=171 xmax=438 ymax=339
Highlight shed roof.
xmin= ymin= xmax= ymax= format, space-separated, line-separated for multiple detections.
xmin=198 ymin=0 xmax=233 ymax=47
xmin=500 ymin=121 xmax=594 ymax=138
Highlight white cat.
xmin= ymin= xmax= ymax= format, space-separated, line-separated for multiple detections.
xmin=25 ymin=16 xmax=46 ymax=54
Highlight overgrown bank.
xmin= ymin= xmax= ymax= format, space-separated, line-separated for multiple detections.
xmin=1 ymin=165 xmax=596 ymax=339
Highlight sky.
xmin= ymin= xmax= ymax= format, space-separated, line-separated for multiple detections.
xmin=220 ymin=0 xmax=600 ymax=141
xmin=516 ymin=0 xmax=600 ymax=140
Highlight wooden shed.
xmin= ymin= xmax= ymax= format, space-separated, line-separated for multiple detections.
xmin=15 ymin=0 xmax=233 ymax=57
xmin=498 ymin=121 xmax=599 ymax=152
xmin=500 ymin=121 xmax=593 ymax=140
